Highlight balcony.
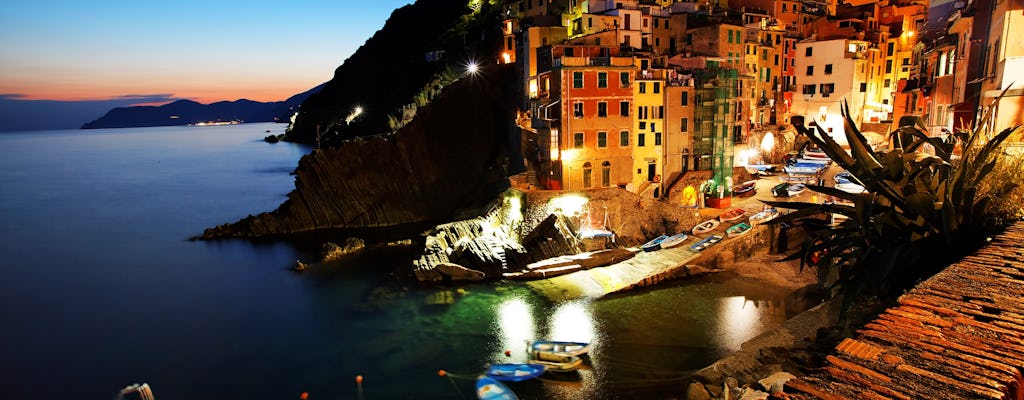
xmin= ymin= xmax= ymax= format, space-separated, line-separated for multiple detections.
xmin=556 ymin=56 xmax=636 ymax=68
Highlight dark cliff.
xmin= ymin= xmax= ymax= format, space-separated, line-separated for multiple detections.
xmin=80 ymin=89 xmax=319 ymax=129
xmin=201 ymin=64 xmax=517 ymax=238
xmin=285 ymin=0 xmax=502 ymax=144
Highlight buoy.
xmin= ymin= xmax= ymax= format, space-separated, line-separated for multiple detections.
xmin=438 ymin=369 xmax=447 ymax=377
xmin=299 ymin=392 xmax=308 ymax=400
xmin=355 ymin=375 xmax=363 ymax=384
xmin=504 ymin=349 xmax=511 ymax=357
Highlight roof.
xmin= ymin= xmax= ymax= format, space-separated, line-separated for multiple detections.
xmin=775 ymin=222 xmax=1024 ymax=399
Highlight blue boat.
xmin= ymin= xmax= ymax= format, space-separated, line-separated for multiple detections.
xmin=485 ymin=363 xmax=546 ymax=382
xmin=641 ymin=235 xmax=669 ymax=252
xmin=690 ymin=235 xmax=723 ymax=252
xmin=476 ymin=376 xmax=519 ymax=400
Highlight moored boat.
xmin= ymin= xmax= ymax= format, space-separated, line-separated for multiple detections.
xmin=641 ymin=235 xmax=669 ymax=252
xmin=485 ymin=363 xmax=546 ymax=382
xmin=726 ymin=222 xmax=752 ymax=237
xmin=530 ymin=340 xmax=590 ymax=357
xmin=476 ymin=376 xmax=519 ymax=400
xmin=834 ymin=171 xmax=866 ymax=193
xmin=718 ymin=208 xmax=745 ymax=222
xmin=528 ymin=351 xmax=585 ymax=372
xmin=732 ymin=180 xmax=757 ymax=197
xmin=748 ymin=208 xmax=779 ymax=225
xmin=784 ymin=164 xmax=822 ymax=175
xmin=691 ymin=219 xmax=721 ymax=235
xmin=690 ymin=235 xmax=723 ymax=252
xmin=658 ymin=233 xmax=689 ymax=249
xmin=771 ymin=183 xmax=806 ymax=197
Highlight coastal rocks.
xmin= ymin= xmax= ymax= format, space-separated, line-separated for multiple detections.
xmin=200 ymin=65 xmax=517 ymax=239
xmin=263 ymin=134 xmax=284 ymax=143
xmin=686 ymin=382 xmax=712 ymax=400
xmin=321 ymin=238 xmax=366 ymax=263
xmin=433 ymin=262 xmax=485 ymax=282
xmin=758 ymin=372 xmax=796 ymax=393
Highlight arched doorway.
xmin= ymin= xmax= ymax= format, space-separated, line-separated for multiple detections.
xmin=582 ymin=162 xmax=593 ymax=188
xmin=601 ymin=161 xmax=611 ymax=187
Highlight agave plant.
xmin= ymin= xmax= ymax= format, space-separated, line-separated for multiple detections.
xmin=765 ymin=93 xmax=1022 ymax=311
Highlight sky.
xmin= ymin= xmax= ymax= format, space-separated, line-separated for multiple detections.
xmin=0 ymin=1 xmax=414 ymax=105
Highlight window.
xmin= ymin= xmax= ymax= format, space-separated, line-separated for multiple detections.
xmin=782 ymin=3 xmax=787 ymax=12
xmin=805 ymin=47 xmax=813 ymax=57
xmin=597 ymin=131 xmax=607 ymax=148
xmin=620 ymin=130 xmax=629 ymax=146
xmin=802 ymin=84 xmax=816 ymax=94
xmin=859 ymin=82 xmax=867 ymax=92
xmin=884 ymin=78 xmax=891 ymax=88
xmin=620 ymin=72 xmax=630 ymax=87
xmin=887 ymin=42 xmax=894 ymax=56
xmin=686 ymin=34 xmax=692 ymax=45
xmin=573 ymin=71 xmax=583 ymax=88
xmin=728 ymin=30 xmax=734 ymax=43
xmin=654 ymin=82 xmax=661 ymax=93
xmin=658 ymin=106 xmax=664 ymax=118
xmin=902 ymin=57 xmax=909 ymax=66
xmin=620 ymin=101 xmax=630 ymax=116
xmin=639 ymin=82 xmax=647 ymax=94
xmin=573 ymin=102 xmax=583 ymax=118
xmin=587 ymin=17 xmax=592 ymax=28
xmin=681 ymin=118 xmax=688 ymax=132
xmin=806 ymin=65 xmax=813 ymax=75
xmin=598 ymin=72 xmax=608 ymax=88
xmin=655 ymin=132 xmax=662 ymax=146
xmin=597 ymin=102 xmax=608 ymax=117
xmin=582 ymin=162 xmax=592 ymax=188
xmin=651 ymin=122 xmax=657 ymax=131
xmin=774 ymin=54 xmax=779 ymax=66
xmin=601 ymin=161 xmax=611 ymax=187
xmin=824 ymin=64 xmax=832 ymax=74
xmin=681 ymin=92 xmax=688 ymax=106
xmin=638 ymin=133 xmax=646 ymax=147
xmin=819 ymin=83 xmax=834 ymax=95
xmin=885 ymin=60 xmax=892 ymax=73
xmin=573 ymin=132 xmax=584 ymax=148
xmin=639 ymin=121 xmax=647 ymax=129
xmin=762 ymin=49 xmax=768 ymax=61
xmin=654 ymin=18 xmax=659 ymax=28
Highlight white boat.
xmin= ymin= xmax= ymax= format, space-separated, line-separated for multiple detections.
xmin=690 ymin=235 xmax=723 ymax=252
xmin=658 ymin=233 xmax=689 ymax=249
xmin=529 ymin=350 xmax=585 ymax=372
xmin=784 ymin=164 xmax=821 ymax=175
xmin=748 ymin=208 xmax=779 ymax=225
xmin=530 ymin=340 xmax=590 ymax=357
xmin=834 ymin=172 xmax=866 ymax=193
xmin=691 ymin=219 xmax=721 ymax=235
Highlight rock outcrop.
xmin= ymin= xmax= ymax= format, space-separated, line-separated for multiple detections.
xmin=201 ymin=65 xmax=517 ymax=238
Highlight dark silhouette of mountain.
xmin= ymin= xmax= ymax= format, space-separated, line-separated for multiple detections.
xmin=286 ymin=0 xmax=503 ymax=144
xmin=81 ymin=84 xmax=322 ymax=129
xmin=0 ymin=94 xmax=180 ymax=132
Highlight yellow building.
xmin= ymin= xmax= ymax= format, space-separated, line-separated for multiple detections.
xmin=631 ymin=68 xmax=667 ymax=194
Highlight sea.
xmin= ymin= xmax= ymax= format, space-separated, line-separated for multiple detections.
xmin=0 ymin=123 xmax=805 ymax=399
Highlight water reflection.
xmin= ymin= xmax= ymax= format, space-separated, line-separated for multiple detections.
xmin=715 ymin=296 xmax=782 ymax=351
xmin=548 ymin=300 xmax=597 ymax=344
xmin=492 ymin=296 xmax=537 ymax=362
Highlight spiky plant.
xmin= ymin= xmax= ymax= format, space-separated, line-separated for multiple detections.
xmin=765 ymin=94 xmax=1022 ymax=313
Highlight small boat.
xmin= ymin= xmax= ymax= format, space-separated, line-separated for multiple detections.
xmin=503 ymin=248 xmax=634 ymax=280
xmin=530 ymin=340 xmax=590 ymax=357
xmin=690 ymin=235 xmax=723 ymax=252
xmin=528 ymin=351 xmax=585 ymax=372
xmin=726 ymin=222 xmax=752 ymax=237
xmin=641 ymin=235 xmax=669 ymax=252
xmin=691 ymin=219 xmax=721 ymax=235
xmin=834 ymin=171 xmax=866 ymax=193
xmin=476 ymin=376 xmax=519 ymax=400
xmin=802 ymin=148 xmax=829 ymax=159
xmin=732 ymin=180 xmax=757 ymax=197
xmin=485 ymin=363 xmax=546 ymax=382
xmin=796 ymin=157 xmax=830 ymax=165
xmin=771 ymin=183 xmax=806 ymax=197
xmin=718 ymin=208 xmax=745 ymax=222
xmin=748 ymin=208 xmax=779 ymax=225
xmin=784 ymin=164 xmax=822 ymax=175
xmin=658 ymin=233 xmax=689 ymax=249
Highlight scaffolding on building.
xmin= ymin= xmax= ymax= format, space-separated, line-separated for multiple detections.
xmin=692 ymin=63 xmax=738 ymax=200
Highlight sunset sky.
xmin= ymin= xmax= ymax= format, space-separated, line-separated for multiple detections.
xmin=0 ymin=1 xmax=414 ymax=104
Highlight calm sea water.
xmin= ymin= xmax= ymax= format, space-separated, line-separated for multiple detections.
xmin=0 ymin=123 xmax=801 ymax=399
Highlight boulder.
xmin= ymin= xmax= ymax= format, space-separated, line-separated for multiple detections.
xmin=685 ymin=382 xmax=712 ymax=400
xmin=321 ymin=238 xmax=366 ymax=263
xmin=758 ymin=371 xmax=796 ymax=393
xmin=434 ymin=262 xmax=485 ymax=282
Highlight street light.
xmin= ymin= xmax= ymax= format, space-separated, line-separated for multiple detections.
xmin=465 ymin=61 xmax=480 ymax=76
xmin=345 ymin=106 xmax=363 ymax=125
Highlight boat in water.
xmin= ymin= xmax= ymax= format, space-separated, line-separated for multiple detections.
xmin=726 ymin=222 xmax=752 ymax=238
xmin=641 ymin=235 xmax=669 ymax=252
xmin=691 ymin=219 xmax=721 ymax=235
xmin=658 ymin=233 xmax=689 ymax=249
xmin=485 ymin=363 xmax=546 ymax=382
xmin=528 ymin=351 xmax=585 ymax=372
xmin=690 ymin=235 xmax=723 ymax=252
xmin=530 ymin=340 xmax=590 ymax=357
xmin=476 ymin=376 xmax=519 ymax=400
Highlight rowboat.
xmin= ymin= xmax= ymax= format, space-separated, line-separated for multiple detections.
xmin=726 ymin=222 xmax=752 ymax=238
xmin=658 ymin=233 xmax=689 ymax=249
xmin=834 ymin=171 xmax=866 ymax=193
xmin=690 ymin=235 xmax=723 ymax=252
xmin=485 ymin=363 xmax=546 ymax=382
xmin=528 ymin=351 xmax=585 ymax=372
xmin=691 ymin=219 xmax=721 ymax=235
xmin=530 ymin=340 xmax=590 ymax=357
xmin=748 ymin=208 xmax=779 ymax=225
xmin=732 ymin=180 xmax=757 ymax=197
xmin=771 ymin=183 xmax=806 ymax=197
xmin=784 ymin=164 xmax=822 ymax=175
xmin=477 ymin=376 xmax=519 ymax=400
xmin=718 ymin=208 xmax=745 ymax=222
xmin=802 ymin=148 xmax=829 ymax=159
xmin=641 ymin=235 xmax=669 ymax=252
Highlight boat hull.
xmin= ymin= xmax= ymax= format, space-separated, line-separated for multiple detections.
xmin=690 ymin=235 xmax=723 ymax=252
xmin=691 ymin=219 xmax=721 ymax=235
xmin=477 ymin=376 xmax=519 ymax=400
xmin=486 ymin=363 xmax=546 ymax=382
xmin=658 ymin=233 xmax=688 ymax=249
xmin=641 ymin=235 xmax=669 ymax=252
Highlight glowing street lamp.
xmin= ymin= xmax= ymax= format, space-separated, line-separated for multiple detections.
xmin=345 ymin=106 xmax=363 ymax=125
xmin=465 ymin=61 xmax=480 ymax=76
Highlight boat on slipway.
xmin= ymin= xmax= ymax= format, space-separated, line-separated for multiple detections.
xmin=718 ymin=208 xmax=745 ymax=222
xmin=771 ymin=182 xmax=806 ymax=197
xmin=726 ymin=222 xmax=752 ymax=238
xmin=690 ymin=235 xmax=723 ymax=252
xmin=641 ymin=235 xmax=669 ymax=252
xmin=748 ymin=208 xmax=779 ymax=225
xmin=658 ymin=233 xmax=688 ymax=249
xmin=476 ymin=376 xmax=519 ymax=400
xmin=732 ymin=180 xmax=757 ymax=197
xmin=485 ymin=363 xmax=546 ymax=382
xmin=691 ymin=219 xmax=721 ymax=235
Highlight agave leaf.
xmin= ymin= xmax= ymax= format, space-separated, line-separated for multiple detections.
xmin=969 ymin=160 xmax=998 ymax=189
xmin=807 ymin=121 xmax=859 ymax=170
xmin=841 ymin=100 xmax=883 ymax=161
xmin=806 ymin=184 xmax=860 ymax=201
xmin=905 ymin=192 xmax=935 ymax=218
xmin=842 ymin=106 xmax=884 ymax=174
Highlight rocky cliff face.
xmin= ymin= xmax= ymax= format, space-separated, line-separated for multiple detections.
xmin=201 ymin=65 xmax=517 ymax=238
